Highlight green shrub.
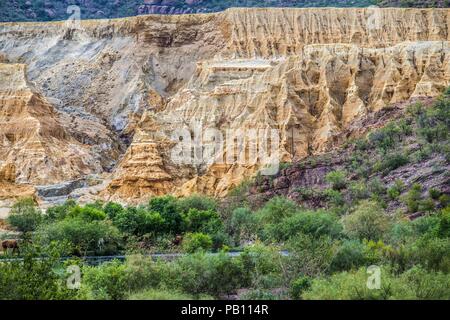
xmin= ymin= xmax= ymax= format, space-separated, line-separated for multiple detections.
xmin=285 ymin=234 xmax=335 ymax=279
xmin=408 ymin=237 xmax=450 ymax=272
xmin=387 ymin=180 xmax=405 ymax=200
xmin=264 ymin=210 xmax=342 ymax=242
xmin=176 ymin=252 xmax=245 ymax=298
xmin=68 ymin=206 xmax=106 ymax=221
xmin=177 ymin=194 xmax=217 ymax=213
xmin=378 ymin=153 xmax=409 ymax=173
xmin=36 ymin=218 xmax=121 ymax=256
xmin=45 ymin=200 xmax=77 ymax=221
xmin=241 ymin=290 xmax=280 ymax=300
xmin=295 ymin=187 xmax=322 ymax=201
xmin=429 ymin=188 xmax=442 ymax=200
xmin=239 ymin=244 xmax=283 ymax=290
xmin=148 ymin=196 xmax=184 ymax=234
xmin=228 ymin=207 xmax=258 ymax=245
xmin=0 ymin=242 xmax=79 ymax=300
xmin=330 ymin=240 xmax=367 ymax=272
xmin=439 ymin=194 xmax=450 ymax=207
xmin=325 ymin=170 xmax=347 ymax=190
xmin=402 ymin=184 xmax=423 ymax=213
xmin=437 ymin=207 xmax=450 ymax=238
xmin=184 ymin=208 xmax=222 ymax=234
xmin=113 ymin=207 xmax=164 ymax=237
xmin=290 ymin=276 xmax=312 ymax=300
xmin=418 ymin=199 xmax=435 ymax=212
xmin=183 ymin=233 xmax=213 ymax=253
xmin=349 ymin=181 xmax=370 ymax=201
xmin=368 ymin=177 xmax=386 ymax=197
xmin=82 ymin=260 xmax=128 ymax=300
xmin=342 ymin=200 xmax=391 ymax=241
xmin=302 ymin=266 xmax=450 ymax=300
xmin=103 ymin=202 xmax=124 ymax=220
xmin=324 ymin=189 xmax=345 ymax=207
xmin=256 ymin=197 xmax=298 ymax=225
xmin=7 ymin=198 xmax=42 ymax=232
xmin=124 ymin=255 xmax=166 ymax=291
xmin=128 ymin=289 xmax=211 ymax=300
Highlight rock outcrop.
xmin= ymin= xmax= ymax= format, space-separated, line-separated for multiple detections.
xmin=0 ymin=8 xmax=449 ymax=203
xmin=0 ymin=63 xmax=101 ymax=186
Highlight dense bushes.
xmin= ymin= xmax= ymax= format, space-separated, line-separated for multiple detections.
xmin=302 ymin=266 xmax=450 ymax=300
xmin=342 ymin=201 xmax=391 ymax=241
xmin=263 ymin=210 xmax=342 ymax=242
xmin=7 ymin=198 xmax=43 ymax=232
xmin=36 ymin=218 xmax=121 ymax=256
xmin=0 ymin=242 xmax=79 ymax=300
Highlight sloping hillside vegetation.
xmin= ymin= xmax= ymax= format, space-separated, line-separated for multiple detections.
xmin=1 ymin=91 xmax=449 ymax=300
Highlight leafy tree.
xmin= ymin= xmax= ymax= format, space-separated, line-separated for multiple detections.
xmin=148 ymin=196 xmax=184 ymax=234
xmin=184 ymin=208 xmax=222 ymax=234
xmin=36 ymin=218 xmax=121 ymax=256
xmin=177 ymin=194 xmax=217 ymax=213
xmin=0 ymin=242 xmax=80 ymax=300
xmin=113 ymin=207 xmax=164 ymax=237
xmin=182 ymin=233 xmax=213 ymax=253
xmin=290 ymin=276 xmax=312 ymax=300
xmin=82 ymin=260 xmax=128 ymax=300
xmin=342 ymin=200 xmax=391 ymax=241
xmin=264 ymin=210 xmax=342 ymax=242
xmin=330 ymin=240 xmax=367 ymax=272
xmin=103 ymin=202 xmax=124 ymax=220
xmin=7 ymin=198 xmax=43 ymax=232
xmin=256 ymin=196 xmax=298 ymax=225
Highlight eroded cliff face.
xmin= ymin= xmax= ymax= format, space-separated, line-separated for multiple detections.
xmin=0 ymin=63 xmax=102 ymax=185
xmin=0 ymin=8 xmax=449 ymax=203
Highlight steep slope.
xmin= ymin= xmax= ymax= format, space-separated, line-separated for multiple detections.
xmin=238 ymin=93 xmax=449 ymax=219
xmin=0 ymin=8 xmax=449 ymax=203
xmin=0 ymin=63 xmax=101 ymax=185
xmin=106 ymin=8 xmax=450 ymax=202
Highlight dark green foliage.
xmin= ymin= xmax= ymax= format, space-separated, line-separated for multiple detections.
xmin=113 ymin=207 xmax=164 ymax=237
xmin=284 ymin=234 xmax=335 ymax=279
xmin=330 ymin=240 xmax=367 ymax=272
xmin=82 ymin=260 xmax=128 ymax=300
xmin=68 ymin=205 xmax=106 ymax=221
xmin=103 ymin=202 xmax=124 ymax=220
xmin=387 ymin=180 xmax=405 ymax=200
xmin=264 ymin=210 xmax=342 ymax=242
xmin=184 ymin=209 xmax=222 ymax=234
xmin=176 ymin=252 xmax=246 ymax=298
xmin=177 ymin=194 xmax=217 ymax=213
xmin=342 ymin=200 xmax=391 ymax=241
xmin=228 ymin=207 xmax=258 ymax=245
xmin=256 ymin=196 xmax=298 ymax=225
xmin=148 ymin=196 xmax=184 ymax=234
xmin=290 ymin=276 xmax=312 ymax=300
xmin=7 ymin=198 xmax=42 ymax=232
xmin=0 ymin=242 xmax=79 ymax=300
xmin=45 ymin=200 xmax=77 ymax=221
xmin=182 ymin=233 xmax=213 ymax=253
xmin=324 ymin=189 xmax=345 ymax=207
xmin=402 ymin=183 xmax=423 ymax=213
xmin=36 ymin=218 xmax=121 ymax=256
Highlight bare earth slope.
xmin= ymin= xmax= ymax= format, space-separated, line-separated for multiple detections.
xmin=0 ymin=8 xmax=449 ymax=204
